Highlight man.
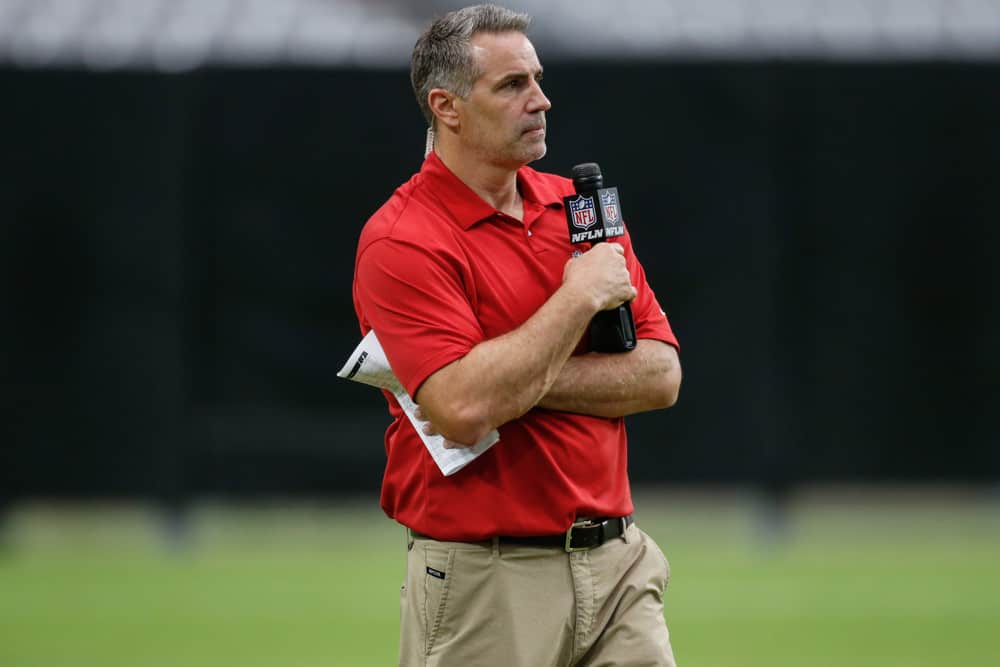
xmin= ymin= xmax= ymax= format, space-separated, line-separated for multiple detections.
xmin=352 ymin=5 xmax=682 ymax=665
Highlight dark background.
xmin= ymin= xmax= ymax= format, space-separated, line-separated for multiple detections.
xmin=3 ymin=62 xmax=998 ymax=501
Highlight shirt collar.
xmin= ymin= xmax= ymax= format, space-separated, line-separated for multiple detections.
xmin=420 ymin=152 xmax=565 ymax=230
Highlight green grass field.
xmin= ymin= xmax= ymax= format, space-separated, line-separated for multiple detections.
xmin=1 ymin=488 xmax=998 ymax=666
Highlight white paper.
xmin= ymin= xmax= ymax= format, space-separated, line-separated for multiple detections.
xmin=337 ymin=330 xmax=499 ymax=476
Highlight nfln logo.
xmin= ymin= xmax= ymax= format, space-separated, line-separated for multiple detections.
xmin=568 ymin=195 xmax=597 ymax=230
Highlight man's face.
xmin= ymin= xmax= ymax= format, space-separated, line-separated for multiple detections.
xmin=455 ymin=31 xmax=551 ymax=168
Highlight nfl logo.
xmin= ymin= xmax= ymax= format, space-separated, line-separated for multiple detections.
xmin=600 ymin=190 xmax=620 ymax=224
xmin=569 ymin=195 xmax=597 ymax=229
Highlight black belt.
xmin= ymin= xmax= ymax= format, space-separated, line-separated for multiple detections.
xmin=411 ymin=515 xmax=633 ymax=553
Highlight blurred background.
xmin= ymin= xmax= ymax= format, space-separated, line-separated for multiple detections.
xmin=1 ymin=1 xmax=999 ymax=665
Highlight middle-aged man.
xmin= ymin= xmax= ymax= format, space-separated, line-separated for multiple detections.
xmin=352 ymin=4 xmax=682 ymax=665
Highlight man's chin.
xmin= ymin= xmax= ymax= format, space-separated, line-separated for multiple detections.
xmin=520 ymin=141 xmax=547 ymax=164
xmin=495 ymin=141 xmax=547 ymax=168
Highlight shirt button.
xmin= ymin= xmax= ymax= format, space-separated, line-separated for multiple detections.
xmin=527 ymin=230 xmax=533 ymax=237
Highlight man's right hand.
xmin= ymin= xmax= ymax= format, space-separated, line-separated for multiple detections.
xmin=414 ymin=406 xmax=474 ymax=449
xmin=562 ymin=243 xmax=638 ymax=313
xmin=411 ymin=243 xmax=637 ymax=445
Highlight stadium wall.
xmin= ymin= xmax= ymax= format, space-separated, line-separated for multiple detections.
xmin=2 ymin=63 xmax=998 ymax=499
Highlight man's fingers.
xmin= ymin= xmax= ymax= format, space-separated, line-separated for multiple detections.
xmin=415 ymin=406 xmax=440 ymax=436
xmin=443 ymin=439 xmax=473 ymax=449
xmin=415 ymin=404 xmax=473 ymax=447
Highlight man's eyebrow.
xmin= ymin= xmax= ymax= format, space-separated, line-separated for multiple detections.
xmin=493 ymin=68 xmax=544 ymax=87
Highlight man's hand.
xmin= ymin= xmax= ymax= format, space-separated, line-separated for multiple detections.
xmin=414 ymin=406 xmax=475 ymax=449
xmin=411 ymin=243 xmax=630 ymax=445
xmin=562 ymin=243 xmax=637 ymax=312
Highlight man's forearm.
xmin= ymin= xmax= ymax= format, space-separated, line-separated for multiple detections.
xmin=536 ymin=339 xmax=681 ymax=418
xmin=412 ymin=242 xmax=638 ymax=445
xmin=414 ymin=282 xmax=596 ymax=445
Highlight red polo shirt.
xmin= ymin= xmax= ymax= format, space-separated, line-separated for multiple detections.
xmin=353 ymin=152 xmax=678 ymax=541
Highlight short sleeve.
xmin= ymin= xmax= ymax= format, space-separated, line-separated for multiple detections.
xmin=618 ymin=230 xmax=679 ymax=351
xmin=354 ymin=236 xmax=486 ymax=397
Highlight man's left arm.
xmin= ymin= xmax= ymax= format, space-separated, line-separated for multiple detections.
xmin=536 ymin=339 xmax=681 ymax=418
xmin=538 ymin=226 xmax=682 ymax=419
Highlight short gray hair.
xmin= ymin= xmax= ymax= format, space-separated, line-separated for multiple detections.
xmin=411 ymin=5 xmax=531 ymax=127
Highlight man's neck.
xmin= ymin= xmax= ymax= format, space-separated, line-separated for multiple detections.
xmin=434 ymin=143 xmax=523 ymax=221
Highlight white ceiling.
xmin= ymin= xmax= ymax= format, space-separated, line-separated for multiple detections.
xmin=1 ymin=0 xmax=998 ymax=70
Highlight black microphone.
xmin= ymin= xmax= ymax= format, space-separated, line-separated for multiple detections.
xmin=563 ymin=162 xmax=637 ymax=353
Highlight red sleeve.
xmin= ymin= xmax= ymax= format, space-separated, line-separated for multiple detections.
xmin=354 ymin=237 xmax=485 ymax=397
xmin=618 ymin=229 xmax=679 ymax=351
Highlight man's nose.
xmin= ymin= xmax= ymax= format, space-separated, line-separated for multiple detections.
xmin=528 ymin=80 xmax=551 ymax=112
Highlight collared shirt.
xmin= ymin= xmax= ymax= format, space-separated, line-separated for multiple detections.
xmin=353 ymin=152 xmax=678 ymax=541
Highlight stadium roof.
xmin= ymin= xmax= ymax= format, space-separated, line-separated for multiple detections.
xmin=1 ymin=0 xmax=998 ymax=71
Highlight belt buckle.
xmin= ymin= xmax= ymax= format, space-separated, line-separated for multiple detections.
xmin=564 ymin=518 xmax=596 ymax=553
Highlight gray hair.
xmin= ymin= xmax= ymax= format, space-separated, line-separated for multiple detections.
xmin=411 ymin=5 xmax=531 ymax=128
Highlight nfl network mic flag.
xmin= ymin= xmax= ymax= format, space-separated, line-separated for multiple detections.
xmin=564 ymin=187 xmax=624 ymax=244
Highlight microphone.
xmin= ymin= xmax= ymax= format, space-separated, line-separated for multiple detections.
xmin=563 ymin=162 xmax=637 ymax=353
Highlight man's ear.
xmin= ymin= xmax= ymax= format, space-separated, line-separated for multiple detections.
xmin=428 ymin=88 xmax=460 ymax=130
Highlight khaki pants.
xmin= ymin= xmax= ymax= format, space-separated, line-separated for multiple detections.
xmin=399 ymin=522 xmax=676 ymax=667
